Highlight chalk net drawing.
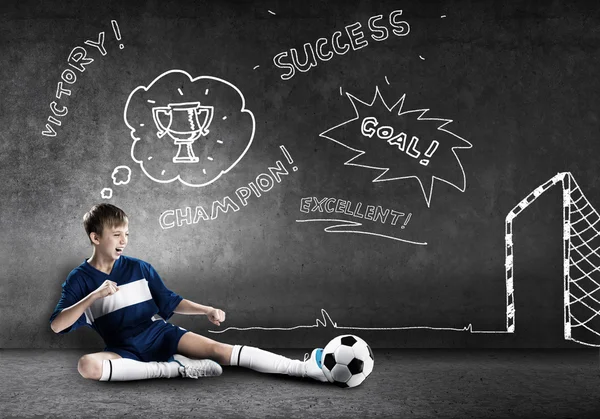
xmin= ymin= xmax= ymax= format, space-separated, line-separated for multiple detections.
xmin=506 ymin=172 xmax=600 ymax=347
xmin=123 ymin=70 xmax=255 ymax=187
xmin=210 ymin=172 xmax=600 ymax=348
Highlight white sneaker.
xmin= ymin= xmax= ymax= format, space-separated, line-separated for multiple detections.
xmin=303 ymin=348 xmax=328 ymax=382
xmin=172 ymin=354 xmax=223 ymax=379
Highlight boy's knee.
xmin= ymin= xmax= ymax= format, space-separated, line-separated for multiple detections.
xmin=213 ymin=342 xmax=232 ymax=365
xmin=77 ymin=355 xmax=102 ymax=380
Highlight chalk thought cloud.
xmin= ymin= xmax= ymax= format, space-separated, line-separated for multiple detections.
xmin=123 ymin=70 xmax=255 ymax=187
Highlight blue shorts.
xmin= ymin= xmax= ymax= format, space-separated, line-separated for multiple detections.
xmin=104 ymin=320 xmax=189 ymax=362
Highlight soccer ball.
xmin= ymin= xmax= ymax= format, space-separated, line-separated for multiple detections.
xmin=321 ymin=334 xmax=374 ymax=388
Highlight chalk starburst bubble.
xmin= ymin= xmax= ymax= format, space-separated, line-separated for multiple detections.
xmin=319 ymin=87 xmax=472 ymax=207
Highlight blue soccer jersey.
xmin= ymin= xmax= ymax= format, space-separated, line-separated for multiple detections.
xmin=49 ymin=256 xmax=183 ymax=346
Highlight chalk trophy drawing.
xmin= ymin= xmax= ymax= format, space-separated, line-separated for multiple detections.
xmin=319 ymin=86 xmax=472 ymax=207
xmin=152 ymin=101 xmax=214 ymax=163
xmin=124 ymin=70 xmax=255 ymax=187
xmin=211 ymin=172 xmax=600 ymax=350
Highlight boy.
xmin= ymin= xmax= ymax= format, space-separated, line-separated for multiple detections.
xmin=50 ymin=203 xmax=327 ymax=383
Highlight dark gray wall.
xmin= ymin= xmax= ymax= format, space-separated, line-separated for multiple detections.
xmin=2 ymin=0 xmax=599 ymax=349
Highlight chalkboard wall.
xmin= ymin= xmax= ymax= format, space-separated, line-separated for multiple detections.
xmin=2 ymin=0 xmax=600 ymax=349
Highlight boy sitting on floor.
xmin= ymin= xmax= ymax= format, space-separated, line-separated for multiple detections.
xmin=50 ymin=203 xmax=327 ymax=382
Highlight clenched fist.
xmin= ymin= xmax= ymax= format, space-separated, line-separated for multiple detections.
xmin=207 ymin=308 xmax=226 ymax=326
xmin=92 ymin=280 xmax=119 ymax=299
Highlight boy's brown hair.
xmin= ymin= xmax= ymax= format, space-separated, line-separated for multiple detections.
xmin=83 ymin=204 xmax=128 ymax=244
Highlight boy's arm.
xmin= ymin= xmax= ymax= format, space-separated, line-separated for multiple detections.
xmin=173 ymin=299 xmax=213 ymax=315
xmin=174 ymin=299 xmax=226 ymax=326
xmin=50 ymin=280 xmax=119 ymax=333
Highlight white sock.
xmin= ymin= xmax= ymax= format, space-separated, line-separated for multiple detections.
xmin=229 ymin=345 xmax=304 ymax=377
xmin=99 ymin=358 xmax=181 ymax=381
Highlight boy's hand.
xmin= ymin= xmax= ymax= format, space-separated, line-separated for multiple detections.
xmin=91 ymin=280 xmax=120 ymax=299
xmin=207 ymin=307 xmax=226 ymax=326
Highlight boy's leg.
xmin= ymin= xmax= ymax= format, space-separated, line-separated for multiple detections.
xmin=176 ymin=332 xmax=327 ymax=381
xmin=78 ymin=350 xmax=184 ymax=381
xmin=77 ymin=351 xmax=122 ymax=380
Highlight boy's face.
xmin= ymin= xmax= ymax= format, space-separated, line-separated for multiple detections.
xmin=92 ymin=222 xmax=129 ymax=260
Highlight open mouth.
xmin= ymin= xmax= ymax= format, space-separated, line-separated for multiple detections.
xmin=116 ymin=247 xmax=124 ymax=253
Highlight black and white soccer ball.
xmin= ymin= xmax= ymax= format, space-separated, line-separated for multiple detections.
xmin=321 ymin=334 xmax=374 ymax=388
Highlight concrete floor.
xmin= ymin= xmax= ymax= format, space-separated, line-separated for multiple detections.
xmin=1 ymin=349 xmax=600 ymax=418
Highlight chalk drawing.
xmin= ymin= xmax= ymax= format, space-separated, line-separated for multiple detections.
xmin=123 ymin=70 xmax=255 ymax=187
xmin=152 ymin=101 xmax=214 ymax=163
xmin=273 ymin=10 xmax=410 ymax=80
xmin=111 ymin=20 xmax=124 ymax=49
xmin=279 ymin=145 xmax=298 ymax=171
xmin=401 ymin=213 xmax=412 ymax=228
xmin=296 ymin=196 xmax=423 ymax=245
xmin=296 ymin=219 xmax=426 ymax=245
xmin=158 ymin=146 xmax=297 ymax=229
xmin=101 ymin=188 xmax=113 ymax=199
xmin=208 ymin=309 xmax=510 ymax=334
xmin=111 ymin=166 xmax=132 ymax=186
xmin=319 ymin=87 xmax=472 ymax=207
xmin=42 ymin=20 xmax=122 ymax=137
xmin=505 ymin=172 xmax=600 ymax=347
xmin=209 ymin=172 xmax=600 ymax=343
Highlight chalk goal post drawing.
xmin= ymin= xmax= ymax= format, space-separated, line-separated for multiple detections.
xmin=506 ymin=172 xmax=600 ymax=347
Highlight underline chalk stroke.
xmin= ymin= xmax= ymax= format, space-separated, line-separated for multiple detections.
xmin=296 ymin=218 xmax=427 ymax=246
